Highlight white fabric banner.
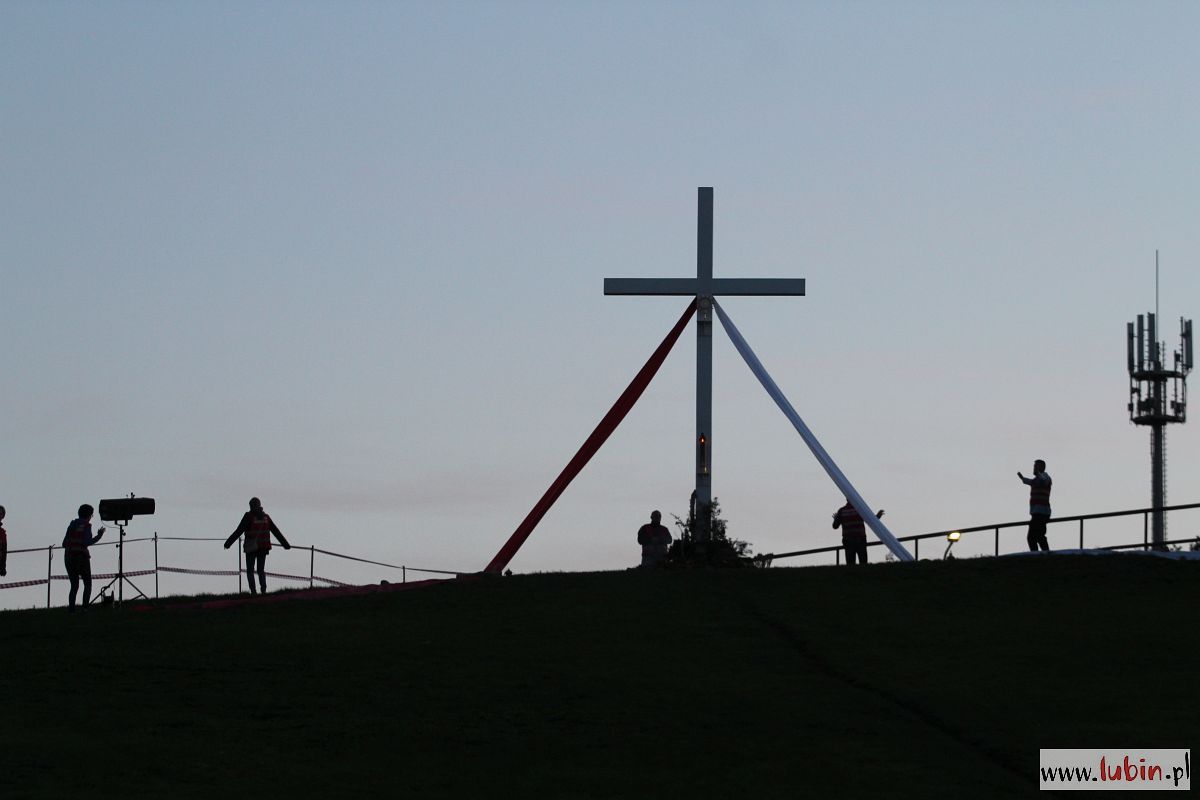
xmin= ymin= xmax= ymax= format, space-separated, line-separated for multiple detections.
xmin=714 ymin=300 xmax=914 ymax=562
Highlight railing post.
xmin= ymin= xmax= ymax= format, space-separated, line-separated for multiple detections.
xmin=237 ymin=546 xmax=242 ymax=594
xmin=47 ymin=546 xmax=53 ymax=609
xmin=154 ymin=532 xmax=159 ymax=599
xmin=914 ymin=538 xmax=919 ymax=560
xmin=309 ymin=546 xmax=315 ymax=590
xmin=835 ymin=549 xmax=840 ymax=566
xmin=1079 ymin=519 xmax=1084 ymax=550
xmin=402 ymin=566 xmax=407 ymax=584
xmin=117 ymin=526 xmax=124 ymax=604
xmin=994 ymin=527 xmax=999 ymax=556
xmin=1143 ymin=512 xmax=1149 ymax=550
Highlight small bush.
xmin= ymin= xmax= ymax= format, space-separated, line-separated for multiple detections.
xmin=666 ymin=496 xmax=760 ymax=568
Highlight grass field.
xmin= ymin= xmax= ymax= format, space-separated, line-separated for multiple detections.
xmin=2 ymin=554 xmax=1196 ymax=799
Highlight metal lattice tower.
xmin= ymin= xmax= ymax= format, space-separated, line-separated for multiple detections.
xmin=1127 ymin=310 xmax=1193 ymax=549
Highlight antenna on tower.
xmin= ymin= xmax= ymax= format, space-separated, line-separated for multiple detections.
xmin=1126 ymin=252 xmax=1191 ymax=550
xmin=1155 ymin=249 xmax=1159 ymax=321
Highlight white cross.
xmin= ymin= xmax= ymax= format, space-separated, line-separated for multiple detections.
xmin=605 ymin=188 xmax=806 ymax=541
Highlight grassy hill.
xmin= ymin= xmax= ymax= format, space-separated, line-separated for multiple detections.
xmin=2 ymin=555 xmax=1196 ymax=799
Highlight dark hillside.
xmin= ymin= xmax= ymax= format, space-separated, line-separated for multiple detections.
xmin=2 ymin=555 xmax=1196 ymax=799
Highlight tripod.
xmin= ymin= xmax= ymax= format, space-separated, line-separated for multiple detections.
xmin=93 ymin=520 xmax=148 ymax=604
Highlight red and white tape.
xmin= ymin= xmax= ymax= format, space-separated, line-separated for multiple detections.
xmin=159 ymin=566 xmax=239 ymax=577
xmin=49 ymin=569 xmax=156 ymax=581
xmin=0 ymin=578 xmax=50 ymax=589
xmin=313 ymin=576 xmax=353 ymax=587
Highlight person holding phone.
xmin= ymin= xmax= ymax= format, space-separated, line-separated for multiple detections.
xmin=1 ymin=505 xmax=8 ymax=577
xmin=1018 ymin=460 xmax=1053 ymax=551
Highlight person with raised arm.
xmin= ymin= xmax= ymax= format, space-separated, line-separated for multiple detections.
xmin=1 ymin=505 xmax=8 ymax=577
xmin=1018 ymin=459 xmax=1053 ymax=551
xmin=832 ymin=498 xmax=885 ymax=566
xmin=224 ymin=497 xmax=291 ymax=595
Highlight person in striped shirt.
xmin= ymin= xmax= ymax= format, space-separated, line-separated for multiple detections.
xmin=1018 ymin=460 xmax=1053 ymax=551
xmin=832 ymin=499 xmax=885 ymax=566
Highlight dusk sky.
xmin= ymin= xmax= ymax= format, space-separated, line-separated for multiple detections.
xmin=3 ymin=1 xmax=1198 ymax=608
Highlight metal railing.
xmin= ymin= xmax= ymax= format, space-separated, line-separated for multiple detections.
xmin=0 ymin=534 xmax=466 ymax=609
xmin=763 ymin=501 xmax=1200 ymax=565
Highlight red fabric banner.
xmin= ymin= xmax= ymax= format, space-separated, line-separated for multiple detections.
xmin=484 ymin=299 xmax=697 ymax=573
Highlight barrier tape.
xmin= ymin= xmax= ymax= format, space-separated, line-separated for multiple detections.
xmin=310 ymin=548 xmax=462 ymax=576
xmin=405 ymin=567 xmax=463 ymax=576
xmin=9 ymin=538 xmax=152 ymax=555
xmin=8 ymin=539 xmax=458 ymax=572
xmin=5 ymin=545 xmax=125 ymax=554
xmin=157 ymin=536 xmax=224 ymax=541
xmin=49 ymin=570 xmax=157 ymax=581
xmin=2 ymin=537 xmax=466 ymax=598
xmin=159 ymin=566 xmax=239 ymax=577
xmin=5 ymin=572 xmax=366 ymax=591
xmin=162 ymin=567 xmax=336 ymax=583
xmin=0 ymin=578 xmax=49 ymax=589
xmin=263 ymin=570 xmax=313 ymax=582
xmin=312 ymin=548 xmax=406 ymax=571
xmin=160 ymin=565 xmax=348 ymax=587
xmin=2 ymin=567 xmax=446 ymax=591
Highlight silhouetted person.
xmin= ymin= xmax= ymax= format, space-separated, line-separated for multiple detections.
xmin=1 ymin=505 xmax=7 ymax=577
xmin=224 ymin=497 xmax=290 ymax=594
xmin=1018 ymin=459 xmax=1052 ymax=551
xmin=637 ymin=510 xmax=672 ymax=568
xmin=832 ymin=499 xmax=884 ymax=566
xmin=63 ymin=504 xmax=105 ymax=610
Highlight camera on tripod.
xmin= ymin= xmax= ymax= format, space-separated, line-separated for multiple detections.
xmin=93 ymin=494 xmax=156 ymax=605
xmin=98 ymin=496 xmax=156 ymax=523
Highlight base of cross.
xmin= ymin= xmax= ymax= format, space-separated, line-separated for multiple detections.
xmin=663 ymin=497 xmax=765 ymax=569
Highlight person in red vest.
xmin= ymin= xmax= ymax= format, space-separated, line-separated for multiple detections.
xmin=63 ymin=503 xmax=106 ymax=610
xmin=224 ymin=497 xmax=291 ymax=595
xmin=1018 ymin=459 xmax=1053 ymax=551
xmin=1 ymin=505 xmax=8 ymax=577
xmin=832 ymin=498 xmax=885 ymax=566
xmin=637 ymin=510 xmax=672 ymax=568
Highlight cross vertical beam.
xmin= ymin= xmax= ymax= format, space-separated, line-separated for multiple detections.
xmin=696 ymin=188 xmax=714 ymax=540
xmin=604 ymin=187 xmax=805 ymax=546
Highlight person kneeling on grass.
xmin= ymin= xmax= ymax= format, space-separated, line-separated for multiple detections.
xmin=224 ymin=497 xmax=290 ymax=595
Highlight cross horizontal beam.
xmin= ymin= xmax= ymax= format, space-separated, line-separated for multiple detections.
xmin=604 ymin=278 xmax=806 ymax=296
